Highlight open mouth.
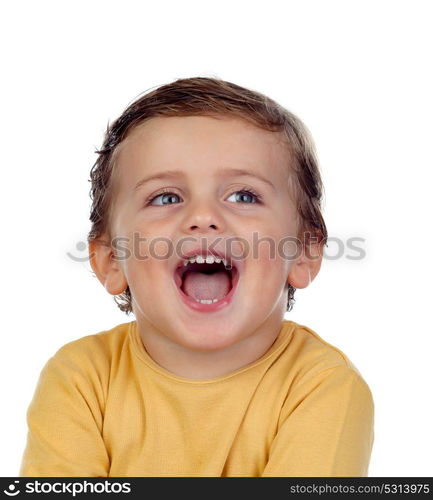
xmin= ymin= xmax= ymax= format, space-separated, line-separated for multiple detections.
xmin=173 ymin=257 xmax=239 ymax=311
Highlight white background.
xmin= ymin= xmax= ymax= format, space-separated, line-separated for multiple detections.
xmin=1 ymin=0 xmax=432 ymax=477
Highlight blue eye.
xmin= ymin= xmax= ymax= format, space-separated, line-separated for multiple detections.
xmin=148 ymin=192 xmax=182 ymax=206
xmin=146 ymin=187 xmax=262 ymax=207
xmin=227 ymin=189 xmax=261 ymax=204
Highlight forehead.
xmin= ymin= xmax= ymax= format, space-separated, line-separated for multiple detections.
xmin=113 ymin=115 xmax=292 ymax=187
xmin=117 ymin=116 xmax=287 ymax=163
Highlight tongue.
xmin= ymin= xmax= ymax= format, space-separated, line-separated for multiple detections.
xmin=182 ymin=270 xmax=231 ymax=301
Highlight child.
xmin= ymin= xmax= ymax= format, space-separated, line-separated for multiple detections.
xmin=19 ymin=77 xmax=374 ymax=477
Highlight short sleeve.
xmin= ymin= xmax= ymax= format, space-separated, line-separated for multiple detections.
xmin=261 ymin=366 xmax=375 ymax=477
xmin=19 ymin=348 xmax=110 ymax=477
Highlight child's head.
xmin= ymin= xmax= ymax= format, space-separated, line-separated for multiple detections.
xmin=88 ymin=77 xmax=327 ymax=347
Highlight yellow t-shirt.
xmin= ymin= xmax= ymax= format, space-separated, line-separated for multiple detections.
xmin=19 ymin=320 xmax=374 ymax=477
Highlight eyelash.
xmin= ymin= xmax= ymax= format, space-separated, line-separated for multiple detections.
xmin=145 ymin=186 xmax=263 ymax=206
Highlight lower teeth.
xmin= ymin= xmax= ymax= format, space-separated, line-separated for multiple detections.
xmin=195 ymin=298 xmax=219 ymax=304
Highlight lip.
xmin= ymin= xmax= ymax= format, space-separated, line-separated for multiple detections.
xmin=172 ymin=263 xmax=240 ymax=313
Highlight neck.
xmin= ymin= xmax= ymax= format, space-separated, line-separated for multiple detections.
xmin=134 ymin=313 xmax=286 ymax=380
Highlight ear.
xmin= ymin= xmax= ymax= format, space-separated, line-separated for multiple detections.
xmin=287 ymin=238 xmax=323 ymax=289
xmin=88 ymin=236 xmax=128 ymax=295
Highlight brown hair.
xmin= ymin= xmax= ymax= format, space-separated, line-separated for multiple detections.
xmin=87 ymin=76 xmax=328 ymax=314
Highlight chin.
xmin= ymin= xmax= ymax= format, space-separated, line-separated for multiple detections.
xmin=171 ymin=321 xmax=243 ymax=352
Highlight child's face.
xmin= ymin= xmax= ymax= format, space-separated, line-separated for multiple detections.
xmin=98 ymin=115 xmax=316 ymax=351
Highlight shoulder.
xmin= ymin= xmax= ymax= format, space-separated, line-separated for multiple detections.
xmin=38 ymin=321 xmax=134 ymax=390
xmin=25 ymin=322 xmax=134 ymax=438
xmin=283 ymin=320 xmax=373 ymax=397
xmin=52 ymin=320 xmax=132 ymax=364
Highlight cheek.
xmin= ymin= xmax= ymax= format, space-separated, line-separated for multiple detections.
xmin=248 ymin=228 xmax=297 ymax=264
xmin=124 ymin=259 xmax=167 ymax=306
xmin=118 ymin=227 xmax=177 ymax=264
xmin=248 ymin=232 xmax=296 ymax=287
xmin=277 ymin=237 xmax=300 ymax=269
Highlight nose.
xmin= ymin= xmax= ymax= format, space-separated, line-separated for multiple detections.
xmin=181 ymin=198 xmax=226 ymax=235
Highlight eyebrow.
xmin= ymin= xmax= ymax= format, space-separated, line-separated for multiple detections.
xmin=133 ymin=167 xmax=276 ymax=192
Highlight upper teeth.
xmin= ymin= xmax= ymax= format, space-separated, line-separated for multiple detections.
xmin=183 ymin=255 xmax=230 ymax=267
